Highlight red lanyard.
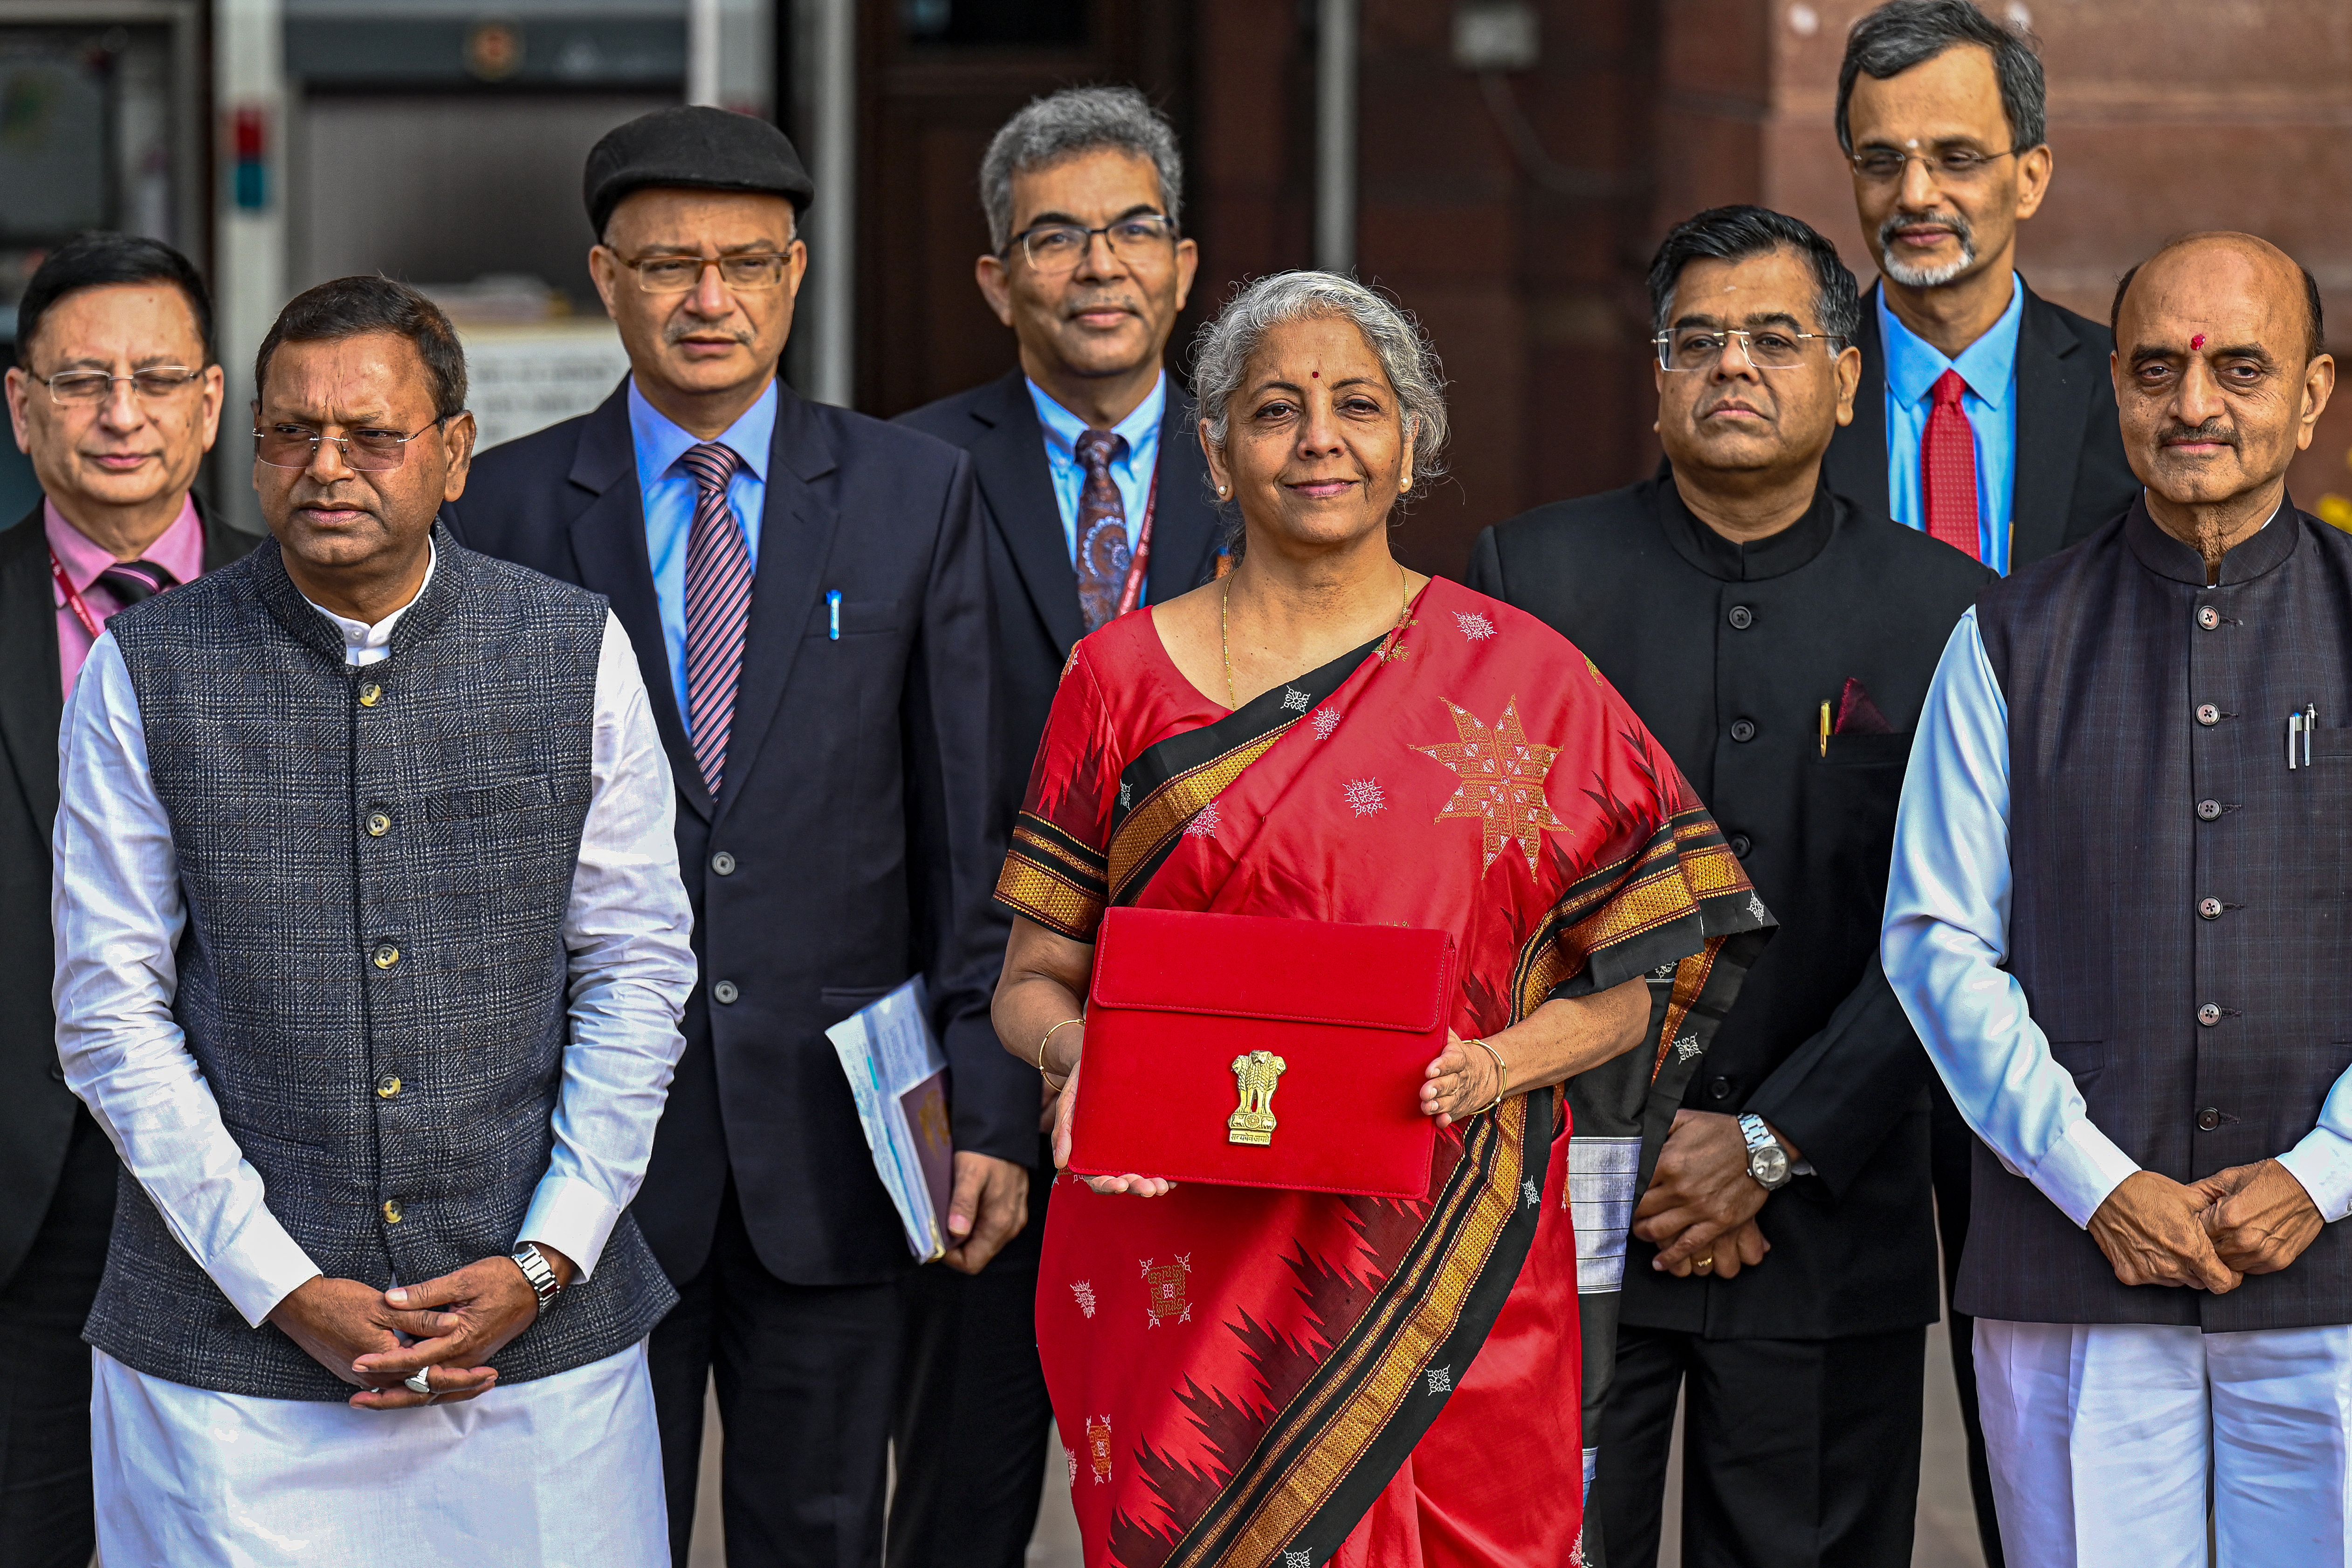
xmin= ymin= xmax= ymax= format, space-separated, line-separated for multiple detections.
xmin=1114 ymin=471 xmax=1158 ymax=619
xmin=50 ymin=552 xmax=104 ymax=640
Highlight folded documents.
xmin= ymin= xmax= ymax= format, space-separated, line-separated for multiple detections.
xmin=825 ymin=977 xmax=956 ymax=1262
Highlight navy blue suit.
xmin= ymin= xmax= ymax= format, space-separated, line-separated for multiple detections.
xmin=446 ymin=375 xmax=1016 ymax=1567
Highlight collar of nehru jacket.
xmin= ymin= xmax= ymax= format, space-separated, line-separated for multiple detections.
xmin=2124 ymin=489 xmax=2298 ymax=587
xmin=1654 ymin=471 xmax=1837 ymax=584
xmin=1878 ymin=271 xmax=2025 ymax=413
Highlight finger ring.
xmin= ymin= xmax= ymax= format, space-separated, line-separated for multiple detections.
xmin=405 ymin=1369 xmax=433 ymax=1396
xmin=1692 ymin=1255 xmax=1715 ymax=1275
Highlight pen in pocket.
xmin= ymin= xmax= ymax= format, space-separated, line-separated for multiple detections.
xmin=828 ymin=590 xmax=842 ymax=640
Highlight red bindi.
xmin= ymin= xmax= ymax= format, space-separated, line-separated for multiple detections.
xmin=2192 ymin=333 xmax=2207 ymax=351
xmin=1311 ymin=370 xmax=1320 ymax=378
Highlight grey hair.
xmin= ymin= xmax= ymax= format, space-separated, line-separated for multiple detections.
xmin=979 ymin=86 xmax=1183 ymax=254
xmin=1837 ymin=0 xmax=2046 ymax=156
xmin=1190 ymin=271 xmax=1450 ymax=525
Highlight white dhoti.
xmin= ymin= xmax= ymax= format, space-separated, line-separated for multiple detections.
xmin=92 ymin=1339 xmax=667 ymax=1568
xmin=1975 ymin=1318 xmax=2352 ymax=1568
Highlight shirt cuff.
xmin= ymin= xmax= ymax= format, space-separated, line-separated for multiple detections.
xmin=2029 ymin=1116 xmax=2141 ymax=1229
xmin=517 ymin=1176 xmax=623 ymax=1280
xmin=209 ymin=1206 xmax=324 ymax=1327
xmin=2277 ymin=1128 xmax=2352 ymax=1224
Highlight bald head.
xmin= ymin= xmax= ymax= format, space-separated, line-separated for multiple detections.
xmin=2109 ymin=231 xmax=2336 ymax=550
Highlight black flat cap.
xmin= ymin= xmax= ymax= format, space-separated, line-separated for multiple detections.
xmin=584 ymin=106 xmax=815 ymax=235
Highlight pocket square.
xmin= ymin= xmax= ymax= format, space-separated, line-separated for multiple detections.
xmin=1835 ymin=678 xmax=1892 ymax=736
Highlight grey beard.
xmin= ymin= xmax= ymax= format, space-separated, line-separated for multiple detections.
xmin=1877 ymin=215 xmax=1978 ymax=289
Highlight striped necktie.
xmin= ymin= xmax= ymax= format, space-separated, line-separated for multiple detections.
xmin=680 ymin=442 xmax=751 ymax=793
xmin=1073 ymin=428 xmax=1131 ymax=633
xmin=97 ymin=558 xmax=175 ymax=617
xmin=1922 ymin=368 xmax=1982 ymax=561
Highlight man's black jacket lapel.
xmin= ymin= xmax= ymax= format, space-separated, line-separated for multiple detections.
xmin=2009 ymin=288 xmax=2096 ymax=567
xmin=1822 ymin=290 xmax=1891 ymax=523
xmin=966 ymin=371 xmax=1087 ymax=656
xmin=0 ymin=509 xmax=63 ymax=835
xmin=1148 ymin=387 xmax=1222 ymax=606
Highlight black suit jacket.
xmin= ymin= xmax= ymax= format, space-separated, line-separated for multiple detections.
xmin=1822 ymin=280 xmax=2142 ymax=568
xmin=1471 ymin=477 xmax=1989 ymax=1338
xmin=0 ymin=501 xmax=257 ymax=1291
xmin=445 ymin=378 xmax=1021 ymax=1288
xmin=895 ymin=368 xmax=1224 ymax=817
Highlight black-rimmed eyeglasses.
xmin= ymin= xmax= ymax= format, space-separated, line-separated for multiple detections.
xmin=1001 ymin=214 xmax=1179 ymax=274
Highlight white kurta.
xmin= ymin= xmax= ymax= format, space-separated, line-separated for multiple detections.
xmin=1884 ymin=605 xmax=2352 ymax=1568
xmin=52 ymin=551 xmax=695 ymax=1568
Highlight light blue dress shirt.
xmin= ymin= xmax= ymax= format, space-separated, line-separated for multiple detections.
xmin=1027 ymin=371 xmax=1165 ymax=565
xmin=1880 ymin=275 xmax=2024 ymax=576
xmin=1882 ymin=607 xmax=2352 ymax=1231
xmin=629 ymin=377 xmax=776 ymax=723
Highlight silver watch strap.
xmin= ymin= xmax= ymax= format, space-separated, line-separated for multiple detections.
xmin=511 ymin=1244 xmax=560 ymax=1311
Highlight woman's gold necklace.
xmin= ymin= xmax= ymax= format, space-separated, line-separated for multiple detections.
xmin=1221 ymin=565 xmax=1412 ymax=712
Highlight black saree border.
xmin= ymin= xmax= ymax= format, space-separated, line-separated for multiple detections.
xmin=1105 ymin=633 xmax=1385 ymax=905
xmin=1158 ymin=1089 xmax=1554 ymax=1568
xmin=997 ymin=813 xmax=1112 ymax=939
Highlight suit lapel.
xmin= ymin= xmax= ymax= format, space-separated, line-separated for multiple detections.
xmin=1146 ymin=389 xmax=1223 ymax=603
xmin=1823 ymin=283 xmax=1892 ymax=521
xmin=563 ymin=382 xmax=715 ymax=823
xmin=197 ymin=499 xmax=261 ymax=572
xmin=968 ymin=371 xmax=1087 ymax=656
xmin=2010 ymin=284 xmax=2090 ymax=568
xmin=709 ymin=384 xmax=842 ymax=821
xmin=0 ymin=508 xmax=63 ymax=834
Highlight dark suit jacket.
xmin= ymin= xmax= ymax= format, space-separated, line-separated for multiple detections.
xmin=445 ymin=378 xmax=1022 ymax=1288
xmin=1822 ymin=280 xmax=2142 ymax=569
xmin=895 ymin=368 xmax=1224 ymax=817
xmin=0 ymin=501 xmax=257 ymax=1291
xmin=1471 ymin=476 xmax=1989 ymax=1338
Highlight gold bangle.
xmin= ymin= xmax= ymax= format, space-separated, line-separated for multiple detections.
xmin=1472 ymin=1038 xmax=1510 ymax=1114
xmin=1037 ymin=1017 xmax=1084 ymax=1075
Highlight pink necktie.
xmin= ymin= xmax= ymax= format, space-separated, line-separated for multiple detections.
xmin=1073 ymin=429 xmax=1131 ymax=633
xmin=680 ymin=442 xmax=750 ymax=792
xmin=1922 ymin=368 xmax=1981 ymax=561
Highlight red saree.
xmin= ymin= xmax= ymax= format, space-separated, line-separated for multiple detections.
xmin=998 ymin=577 xmax=1767 ymax=1568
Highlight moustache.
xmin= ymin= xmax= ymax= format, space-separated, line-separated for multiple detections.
xmin=663 ymin=320 xmax=755 ymax=350
xmin=1877 ymin=211 xmax=1974 ymax=247
xmin=2158 ymin=420 xmax=2238 ymax=449
xmin=1063 ymin=293 xmax=1139 ymax=318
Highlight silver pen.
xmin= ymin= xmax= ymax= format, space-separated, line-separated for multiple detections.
xmin=2290 ymin=712 xmax=2303 ymax=770
xmin=2309 ymin=703 xmax=2319 ymax=766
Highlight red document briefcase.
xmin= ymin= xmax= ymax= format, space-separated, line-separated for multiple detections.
xmin=1068 ymin=908 xmax=1455 ymax=1201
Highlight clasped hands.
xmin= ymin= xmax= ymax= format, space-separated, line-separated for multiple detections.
xmin=1632 ymin=1109 xmax=1779 ymax=1279
xmin=265 ymin=1244 xmax=575 ymax=1410
xmin=2086 ymin=1160 xmax=2324 ymax=1292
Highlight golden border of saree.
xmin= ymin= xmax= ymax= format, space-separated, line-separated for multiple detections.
xmin=1001 ymin=815 xmax=1111 ymax=938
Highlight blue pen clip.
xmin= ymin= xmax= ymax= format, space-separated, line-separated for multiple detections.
xmin=827 ymin=590 xmax=841 ymax=640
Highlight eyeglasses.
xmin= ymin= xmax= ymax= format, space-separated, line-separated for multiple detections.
xmin=1656 ymin=329 xmax=1844 ymax=372
xmin=1849 ymin=146 xmax=2018 ymax=184
xmin=1001 ymin=214 xmax=1179 ymax=274
xmin=253 ymin=419 xmax=447 ymax=472
xmin=38 ymin=367 xmax=204 ymax=405
xmin=611 ymin=252 xmax=795 ymax=293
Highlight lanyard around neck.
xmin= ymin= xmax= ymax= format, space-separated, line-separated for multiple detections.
xmin=50 ymin=552 xmax=105 ymax=640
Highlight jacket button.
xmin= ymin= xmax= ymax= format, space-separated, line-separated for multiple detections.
xmin=375 ymin=1073 xmax=402 ymax=1100
xmin=1726 ymin=605 xmax=1754 ymax=630
xmin=382 ymin=1199 xmax=404 ymax=1224
xmin=371 ymin=943 xmax=401 ymax=970
xmin=2199 ymin=897 xmax=2224 ymax=920
xmin=365 ymin=811 xmax=392 ymax=838
xmin=2197 ymin=1107 xmax=2223 ymax=1132
xmin=1707 ymin=1076 xmax=1732 ymax=1100
xmin=2197 ymin=799 xmax=2223 ymax=821
xmin=2198 ymin=1003 xmax=2222 ymax=1026
xmin=712 ymin=851 xmax=737 ymax=876
xmin=2196 ymin=703 xmax=2221 ymax=727
xmin=1729 ymin=833 xmax=1753 ymax=859
xmin=712 ymin=980 xmax=740 ymax=1004
xmin=358 ymin=681 xmax=383 ymax=708
xmin=1729 ymin=719 xmax=1757 ymax=743
xmin=2197 ymin=605 xmax=2221 ymax=631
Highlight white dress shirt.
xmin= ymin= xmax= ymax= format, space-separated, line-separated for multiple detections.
xmin=54 ymin=547 xmax=691 ymax=1562
xmin=1882 ymin=607 xmax=2352 ymax=1228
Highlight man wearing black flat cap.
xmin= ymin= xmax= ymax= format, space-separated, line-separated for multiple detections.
xmin=446 ymin=106 xmax=1024 ymax=1568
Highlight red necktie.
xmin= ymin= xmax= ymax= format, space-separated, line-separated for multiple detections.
xmin=680 ymin=442 xmax=750 ymax=793
xmin=1073 ymin=429 xmax=1131 ymax=633
xmin=1922 ymin=368 xmax=1981 ymax=561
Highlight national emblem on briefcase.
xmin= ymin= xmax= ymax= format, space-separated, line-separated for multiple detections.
xmin=1227 ymin=1050 xmax=1287 ymax=1145
xmin=1141 ymin=1254 xmax=1192 ymax=1326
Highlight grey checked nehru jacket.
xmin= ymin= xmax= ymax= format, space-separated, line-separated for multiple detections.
xmin=1972 ymin=498 xmax=2352 ymax=1332
xmin=86 ymin=529 xmax=677 ymax=1399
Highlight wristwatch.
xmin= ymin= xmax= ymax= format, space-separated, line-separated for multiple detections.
xmin=511 ymin=1243 xmax=563 ymax=1314
xmin=1738 ymin=1113 xmax=1792 ymax=1190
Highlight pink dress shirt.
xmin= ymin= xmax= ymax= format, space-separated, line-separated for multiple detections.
xmin=48 ymin=497 xmax=206 ymax=699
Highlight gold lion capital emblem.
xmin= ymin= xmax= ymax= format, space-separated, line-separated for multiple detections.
xmin=1227 ymin=1049 xmax=1287 ymax=1146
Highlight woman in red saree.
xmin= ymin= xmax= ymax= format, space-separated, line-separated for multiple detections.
xmin=994 ymin=273 xmax=1769 ymax=1568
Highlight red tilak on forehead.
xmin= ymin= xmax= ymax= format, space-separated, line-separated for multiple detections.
xmin=1311 ymin=370 xmax=1320 ymax=378
xmin=2192 ymin=333 xmax=2208 ymax=351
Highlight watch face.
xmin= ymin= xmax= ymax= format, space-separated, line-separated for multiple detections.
xmin=1751 ymin=1145 xmax=1789 ymax=1186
